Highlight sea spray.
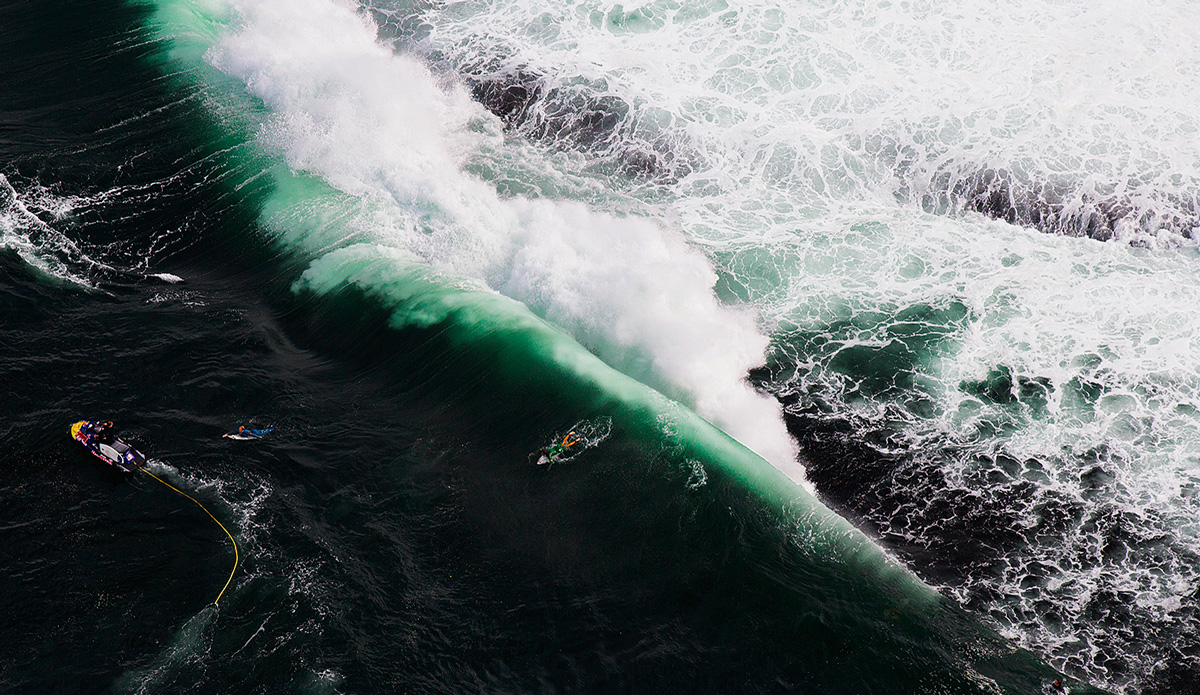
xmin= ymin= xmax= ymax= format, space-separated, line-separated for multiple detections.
xmin=377 ymin=0 xmax=1200 ymax=688
xmin=155 ymin=0 xmax=804 ymax=476
xmin=289 ymin=246 xmax=1091 ymax=692
xmin=133 ymin=0 xmax=1123 ymax=689
xmin=292 ymin=240 xmax=929 ymax=584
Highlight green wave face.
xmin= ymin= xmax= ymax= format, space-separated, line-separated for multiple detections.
xmin=132 ymin=0 xmax=1097 ymax=692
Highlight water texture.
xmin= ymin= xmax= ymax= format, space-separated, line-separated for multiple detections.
xmin=4 ymin=0 xmax=1198 ymax=693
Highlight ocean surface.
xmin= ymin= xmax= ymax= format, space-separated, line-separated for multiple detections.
xmin=3 ymin=1 xmax=1199 ymax=693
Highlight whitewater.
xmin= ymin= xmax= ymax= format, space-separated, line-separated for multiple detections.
xmin=383 ymin=1 xmax=1200 ymax=688
xmin=149 ymin=0 xmax=1200 ymax=687
xmin=7 ymin=0 xmax=1199 ymax=691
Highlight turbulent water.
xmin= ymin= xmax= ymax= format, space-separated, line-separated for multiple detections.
xmin=4 ymin=0 xmax=1200 ymax=693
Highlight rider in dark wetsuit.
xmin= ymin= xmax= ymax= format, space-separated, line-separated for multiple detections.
xmin=87 ymin=420 xmax=115 ymax=444
xmin=536 ymin=431 xmax=580 ymax=465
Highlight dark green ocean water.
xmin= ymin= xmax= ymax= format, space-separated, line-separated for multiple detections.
xmin=4 ymin=1 xmax=1197 ymax=693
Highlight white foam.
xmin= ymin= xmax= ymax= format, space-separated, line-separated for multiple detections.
xmin=745 ymin=204 xmax=1200 ymax=685
xmin=0 ymin=175 xmax=185 ymax=288
xmin=203 ymin=0 xmax=802 ymax=476
xmin=0 ymin=174 xmax=97 ymax=287
xmin=387 ymin=0 xmax=1200 ymax=689
xmin=166 ymin=0 xmax=1200 ymax=687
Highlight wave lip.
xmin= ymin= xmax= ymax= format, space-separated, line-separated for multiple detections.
xmin=136 ymin=0 xmax=1119 ymax=690
xmin=288 ymin=239 xmax=1100 ymax=694
xmin=195 ymin=0 xmax=802 ymax=480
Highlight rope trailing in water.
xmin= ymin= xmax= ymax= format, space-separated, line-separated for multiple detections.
xmin=137 ymin=465 xmax=239 ymax=606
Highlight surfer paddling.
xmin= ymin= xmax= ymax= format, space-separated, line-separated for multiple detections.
xmin=223 ymin=425 xmax=274 ymax=440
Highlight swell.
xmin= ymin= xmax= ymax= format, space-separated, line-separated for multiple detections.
xmin=133 ymin=0 xmax=813 ymax=554
xmin=179 ymin=0 xmax=802 ymax=474
xmin=363 ymin=3 xmax=1200 ymax=691
xmin=130 ymin=0 xmax=1095 ymax=691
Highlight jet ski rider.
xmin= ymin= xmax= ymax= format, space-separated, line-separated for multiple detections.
xmin=86 ymin=420 xmax=115 ymax=444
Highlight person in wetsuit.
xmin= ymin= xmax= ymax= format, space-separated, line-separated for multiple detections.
xmin=88 ymin=420 xmax=115 ymax=444
xmin=223 ymin=425 xmax=274 ymax=439
xmin=536 ymin=431 xmax=580 ymax=465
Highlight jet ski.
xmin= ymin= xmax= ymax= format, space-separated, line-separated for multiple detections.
xmin=70 ymin=420 xmax=146 ymax=473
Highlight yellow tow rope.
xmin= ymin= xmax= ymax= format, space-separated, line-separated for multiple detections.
xmin=137 ymin=465 xmax=239 ymax=606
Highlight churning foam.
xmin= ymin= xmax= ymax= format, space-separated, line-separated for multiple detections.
xmin=381 ymin=0 xmax=1200 ymax=689
xmin=0 ymin=174 xmax=97 ymax=287
xmin=408 ymin=0 xmax=1200 ymax=243
xmin=201 ymin=0 xmax=802 ymax=476
xmin=762 ymin=204 xmax=1200 ymax=689
xmin=152 ymin=0 xmax=1200 ymax=686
